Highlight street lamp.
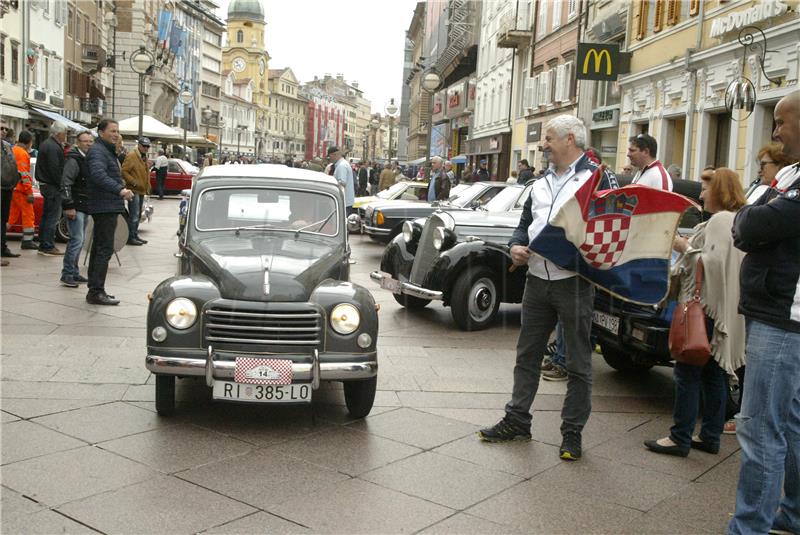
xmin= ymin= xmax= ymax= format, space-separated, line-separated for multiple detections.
xmin=218 ymin=116 xmax=226 ymax=157
xmin=178 ymin=87 xmax=194 ymax=162
xmin=369 ymin=117 xmax=380 ymax=162
xmin=420 ymin=69 xmax=442 ymax=178
xmin=384 ymin=98 xmax=399 ymax=163
xmin=129 ymin=47 xmax=155 ymax=140
xmin=202 ymin=106 xmax=214 ymax=163
xmin=236 ymin=124 xmax=248 ymax=158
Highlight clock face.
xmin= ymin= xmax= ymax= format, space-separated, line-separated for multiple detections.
xmin=232 ymin=58 xmax=246 ymax=73
xmin=259 ymin=58 xmax=265 ymax=75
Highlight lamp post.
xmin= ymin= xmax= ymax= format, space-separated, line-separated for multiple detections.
xmin=369 ymin=117 xmax=380 ymax=162
xmin=129 ymin=47 xmax=155 ymax=140
xmin=218 ymin=116 xmax=226 ymax=157
xmin=178 ymin=87 xmax=194 ymax=161
xmin=420 ymin=69 xmax=443 ymax=178
xmin=104 ymin=7 xmax=118 ymax=117
xmin=236 ymin=124 xmax=248 ymax=158
xmin=384 ymin=98 xmax=399 ymax=163
xmin=202 ymin=106 xmax=213 ymax=162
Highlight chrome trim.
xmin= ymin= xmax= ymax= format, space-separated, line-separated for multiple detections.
xmin=205 ymin=336 xmax=322 ymax=345
xmin=311 ymin=349 xmax=320 ymax=390
xmin=205 ymin=345 xmax=215 ymax=387
xmin=205 ymin=310 xmax=321 ymax=320
xmin=147 ymin=354 xmax=378 ymax=381
xmin=363 ymin=225 xmax=392 ymax=235
xmin=205 ymin=323 xmax=319 ymax=333
xmin=369 ymin=270 xmax=443 ymax=300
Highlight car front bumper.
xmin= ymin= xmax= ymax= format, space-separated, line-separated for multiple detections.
xmin=370 ymin=270 xmax=443 ymax=300
xmin=363 ymin=225 xmax=392 ymax=236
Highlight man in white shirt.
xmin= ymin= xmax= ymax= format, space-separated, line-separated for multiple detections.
xmin=627 ymin=134 xmax=672 ymax=191
xmin=153 ymin=150 xmax=168 ymax=199
xmin=327 ymin=145 xmax=355 ymax=215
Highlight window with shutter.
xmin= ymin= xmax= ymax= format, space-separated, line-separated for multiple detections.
xmin=636 ymin=0 xmax=649 ymax=40
xmin=552 ymin=0 xmax=562 ymax=30
xmin=653 ymin=0 xmax=665 ymax=32
xmin=568 ymin=0 xmax=578 ymax=19
xmin=555 ymin=64 xmax=565 ymax=102
xmin=563 ymin=61 xmax=574 ymax=100
xmin=538 ymin=0 xmax=548 ymax=36
xmin=667 ymin=0 xmax=680 ymax=25
xmin=690 ymin=0 xmax=699 ymax=16
xmin=549 ymin=69 xmax=557 ymax=104
xmin=531 ymin=75 xmax=539 ymax=109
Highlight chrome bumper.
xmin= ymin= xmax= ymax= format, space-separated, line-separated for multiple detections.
xmin=363 ymin=225 xmax=392 ymax=235
xmin=146 ymin=349 xmax=378 ymax=385
xmin=347 ymin=213 xmax=363 ymax=233
xmin=370 ymin=270 xmax=443 ymax=300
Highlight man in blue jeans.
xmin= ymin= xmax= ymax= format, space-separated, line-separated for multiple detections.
xmin=59 ymin=131 xmax=94 ymax=287
xmin=728 ymin=91 xmax=800 ymax=535
xmin=35 ymin=121 xmax=68 ymax=256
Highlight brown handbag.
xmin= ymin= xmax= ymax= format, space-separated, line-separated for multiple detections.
xmin=668 ymin=258 xmax=712 ymax=366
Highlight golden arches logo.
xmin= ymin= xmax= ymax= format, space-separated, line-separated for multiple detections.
xmin=583 ymin=49 xmax=612 ymax=76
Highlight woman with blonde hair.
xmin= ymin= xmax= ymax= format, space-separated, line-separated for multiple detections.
xmin=645 ymin=167 xmax=748 ymax=457
xmin=747 ymin=142 xmax=794 ymax=203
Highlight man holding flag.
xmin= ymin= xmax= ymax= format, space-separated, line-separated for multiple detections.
xmin=478 ymin=116 xmax=618 ymax=460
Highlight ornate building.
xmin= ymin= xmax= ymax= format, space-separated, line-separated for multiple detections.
xmin=267 ymin=68 xmax=307 ymax=162
xmin=222 ymin=0 xmax=270 ymax=158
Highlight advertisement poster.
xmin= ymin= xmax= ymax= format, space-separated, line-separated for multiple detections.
xmin=430 ymin=124 xmax=448 ymax=158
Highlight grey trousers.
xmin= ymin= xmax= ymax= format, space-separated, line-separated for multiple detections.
xmin=504 ymin=274 xmax=595 ymax=435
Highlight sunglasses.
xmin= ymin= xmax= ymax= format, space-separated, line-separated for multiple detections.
xmin=759 ymin=160 xmax=776 ymax=169
xmin=0 ymin=126 xmax=8 ymax=132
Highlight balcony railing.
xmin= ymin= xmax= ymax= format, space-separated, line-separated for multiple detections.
xmin=81 ymin=44 xmax=106 ymax=71
xmin=80 ymin=97 xmax=104 ymax=115
xmin=497 ymin=9 xmax=533 ymax=49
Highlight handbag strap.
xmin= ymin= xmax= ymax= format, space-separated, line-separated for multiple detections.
xmin=693 ymin=257 xmax=704 ymax=299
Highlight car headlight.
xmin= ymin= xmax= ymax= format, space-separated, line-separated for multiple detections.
xmin=433 ymin=227 xmax=457 ymax=251
xmin=330 ymin=303 xmax=360 ymax=335
xmin=165 ymin=298 xmax=198 ymax=329
xmin=402 ymin=221 xmax=422 ymax=244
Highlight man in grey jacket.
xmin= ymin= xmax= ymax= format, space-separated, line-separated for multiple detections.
xmin=60 ymin=131 xmax=94 ymax=288
xmin=35 ymin=121 xmax=68 ymax=255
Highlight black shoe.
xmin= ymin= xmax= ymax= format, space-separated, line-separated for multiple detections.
xmin=126 ymin=238 xmax=145 ymax=246
xmin=1 ymin=248 xmax=21 ymax=258
xmin=73 ymin=274 xmax=88 ymax=283
xmin=478 ymin=417 xmax=531 ymax=443
xmin=60 ymin=276 xmax=79 ymax=288
xmin=20 ymin=241 xmax=38 ymax=250
xmin=560 ymin=431 xmax=583 ymax=461
xmin=86 ymin=292 xmax=120 ymax=306
xmin=690 ymin=438 xmax=720 ymax=454
xmin=135 ymin=237 xmax=148 ymax=244
xmin=644 ymin=438 xmax=689 ymax=457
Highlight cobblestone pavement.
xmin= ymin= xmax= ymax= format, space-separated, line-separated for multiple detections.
xmin=1 ymin=198 xmax=741 ymax=534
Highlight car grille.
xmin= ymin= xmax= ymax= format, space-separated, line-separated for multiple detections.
xmin=358 ymin=207 xmax=366 ymax=221
xmin=409 ymin=213 xmax=447 ymax=285
xmin=365 ymin=206 xmax=375 ymax=225
xmin=204 ymin=302 xmax=322 ymax=348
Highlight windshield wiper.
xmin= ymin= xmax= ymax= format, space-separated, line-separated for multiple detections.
xmin=234 ymin=223 xmax=275 ymax=236
xmin=294 ymin=209 xmax=336 ymax=238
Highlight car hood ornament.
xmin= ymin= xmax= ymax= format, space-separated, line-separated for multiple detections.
xmin=262 ymin=254 xmax=272 ymax=295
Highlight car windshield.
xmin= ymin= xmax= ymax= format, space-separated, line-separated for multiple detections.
xmin=446 ymin=184 xmax=470 ymax=202
xmin=483 ymin=186 xmax=524 ymax=212
xmin=448 ymin=183 xmax=488 ymax=207
xmin=376 ymin=182 xmax=406 ymax=199
xmin=195 ymin=187 xmax=338 ymax=236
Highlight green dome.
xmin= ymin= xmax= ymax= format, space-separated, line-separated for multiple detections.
xmin=227 ymin=0 xmax=264 ymax=22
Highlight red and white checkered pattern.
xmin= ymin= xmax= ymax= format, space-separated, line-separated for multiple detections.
xmin=578 ymin=216 xmax=630 ymax=269
xmin=234 ymin=358 xmax=293 ymax=385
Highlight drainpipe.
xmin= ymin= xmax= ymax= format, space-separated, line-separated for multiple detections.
xmin=681 ymin=0 xmax=706 ymax=178
xmin=22 ymin=1 xmax=29 ymax=109
xmin=505 ymin=0 xmax=518 ymax=178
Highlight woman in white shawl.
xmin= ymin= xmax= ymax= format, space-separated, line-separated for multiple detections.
xmin=645 ymin=168 xmax=747 ymax=457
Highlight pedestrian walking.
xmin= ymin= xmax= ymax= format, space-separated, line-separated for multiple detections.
xmin=10 ymin=130 xmax=37 ymax=251
xmin=476 ymin=159 xmax=490 ymax=181
xmin=0 ymin=120 xmax=21 ymax=264
xmin=35 ymin=121 xmax=68 ymax=256
xmin=121 ymin=138 xmax=152 ymax=246
xmin=644 ymin=167 xmax=747 ymax=458
xmin=517 ymin=159 xmax=534 ymax=184
xmin=728 ymin=90 xmax=800 ymax=535
xmin=368 ymin=162 xmax=379 ymax=194
xmin=445 ymin=160 xmax=458 ymax=187
xmin=378 ymin=164 xmax=395 ymax=192
xmin=427 ymin=157 xmax=449 ymax=201
xmin=59 ymin=131 xmax=94 ymax=288
xmin=85 ymin=119 xmax=133 ymax=306
xmin=357 ymin=162 xmax=369 ymax=196
xmin=153 ymin=149 xmax=168 ymax=199
xmin=745 ymin=142 xmax=792 ymax=204
xmin=627 ymin=134 xmax=672 ymax=191
xmin=327 ymin=145 xmax=354 ymax=215
xmin=478 ymin=115 xmax=618 ymax=462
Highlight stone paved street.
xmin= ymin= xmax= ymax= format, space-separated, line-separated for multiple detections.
xmin=2 ymin=198 xmax=741 ymax=534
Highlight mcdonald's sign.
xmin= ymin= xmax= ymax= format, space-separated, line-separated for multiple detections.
xmin=576 ymin=43 xmax=631 ymax=81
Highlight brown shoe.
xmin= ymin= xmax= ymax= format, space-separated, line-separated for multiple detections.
xmin=1 ymin=259 xmax=9 ymax=267
xmin=38 ymin=247 xmax=64 ymax=256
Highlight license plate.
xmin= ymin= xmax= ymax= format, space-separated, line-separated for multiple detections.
xmin=380 ymin=276 xmax=402 ymax=294
xmin=212 ymin=381 xmax=311 ymax=403
xmin=593 ymin=311 xmax=620 ymax=335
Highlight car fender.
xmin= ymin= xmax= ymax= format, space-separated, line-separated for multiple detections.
xmin=147 ymin=275 xmax=220 ymax=347
xmin=380 ymin=233 xmax=416 ymax=280
xmin=310 ymin=279 xmax=378 ymax=353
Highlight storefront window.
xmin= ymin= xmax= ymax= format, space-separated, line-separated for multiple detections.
xmin=708 ymin=113 xmax=730 ymax=169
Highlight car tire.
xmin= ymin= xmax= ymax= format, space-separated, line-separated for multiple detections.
xmin=392 ymin=292 xmax=431 ymax=309
xmin=343 ymin=376 xmax=377 ymax=419
xmin=155 ymin=375 xmax=176 ymax=416
xmin=450 ymin=266 xmax=501 ymax=331
xmin=55 ymin=216 xmax=70 ymax=243
xmin=599 ymin=342 xmax=654 ymax=372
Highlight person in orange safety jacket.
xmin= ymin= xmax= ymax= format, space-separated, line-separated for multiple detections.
xmin=10 ymin=130 xmax=37 ymax=250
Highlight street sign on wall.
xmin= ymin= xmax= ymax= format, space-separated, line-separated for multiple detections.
xmin=576 ymin=43 xmax=631 ymax=81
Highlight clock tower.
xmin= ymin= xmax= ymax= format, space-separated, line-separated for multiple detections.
xmin=223 ymin=0 xmax=270 ymax=155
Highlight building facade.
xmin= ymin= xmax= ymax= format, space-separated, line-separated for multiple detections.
xmin=198 ymin=0 xmax=225 ymax=150
xmin=300 ymin=85 xmax=345 ymax=161
xmin=0 ymin=1 xmax=28 ymax=133
xmin=266 ymin=68 xmax=307 ymax=161
xmin=405 ymin=2 xmax=428 ymax=162
xmin=220 ymin=70 xmax=257 ymax=157
xmin=302 ymin=74 xmax=370 ymax=160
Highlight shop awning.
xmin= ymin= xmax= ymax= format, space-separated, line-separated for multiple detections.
xmin=450 ymin=154 xmax=467 ymax=164
xmin=117 ymin=115 xmax=182 ymax=141
xmin=30 ymin=107 xmax=91 ymax=133
xmin=1 ymin=104 xmax=29 ymax=120
xmin=407 ymin=157 xmax=427 ymax=166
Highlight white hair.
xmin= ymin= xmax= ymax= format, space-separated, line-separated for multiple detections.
xmin=544 ymin=115 xmax=587 ymax=149
xmin=50 ymin=121 xmax=68 ymax=135
xmin=431 ymin=156 xmax=443 ymax=164
xmin=444 ymin=160 xmax=452 ymax=166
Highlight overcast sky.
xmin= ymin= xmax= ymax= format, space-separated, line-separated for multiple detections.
xmin=215 ymin=0 xmax=420 ymax=113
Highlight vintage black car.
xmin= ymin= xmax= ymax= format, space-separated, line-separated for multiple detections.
xmin=146 ymin=165 xmax=379 ymax=417
xmin=359 ymin=181 xmax=510 ymax=244
xmin=371 ymin=184 xmax=531 ymax=330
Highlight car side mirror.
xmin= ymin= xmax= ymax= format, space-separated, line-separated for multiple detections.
xmin=470 ymin=200 xmax=482 ymax=210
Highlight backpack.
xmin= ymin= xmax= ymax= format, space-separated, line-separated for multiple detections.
xmin=1 ymin=141 xmax=20 ymax=190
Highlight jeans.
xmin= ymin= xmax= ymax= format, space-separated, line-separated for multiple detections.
xmin=551 ymin=322 xmax=566 ymax=368
xmin=61 ymin=211 xmax=87 ymax=279
xmin=156 ymin=168 xmax=167 ymax=198
xmin=0 ymin=188 xmax=12 ymax=250
xmin=38 ymin=182 xmax=62 ymax=251
xmin=505 ymin=274 xmax=595 ymax=434
xmin=87 ymin=212 xmax=117 ymax=295
xmin=728 ymin=320 xmax=800 ymax=535
xmin=127 ymin=194 xmax=140 ymax=241
xmin=669 ymin=359 xmax=728 ymax=450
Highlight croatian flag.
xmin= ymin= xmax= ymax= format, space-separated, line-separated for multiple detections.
xmin=529 ymin=165 xmax=697 ymax=305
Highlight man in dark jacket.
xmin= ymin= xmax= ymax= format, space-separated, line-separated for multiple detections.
xmin=517 ymin=159 xmax=534 ymax=184
xmin=476 ymin=159 xmax=490 ymax=181
xmin=59 ymin=131 xmax=94 ymax=288
xmin=0 ymin=119 xmax=21 ymax=264
xmin=367 ymin=161 xmax=379 ymax=194
xmin=35 ymin=121 xmax=68 ymax=255
xmin=728 ymin=91 xmax=800 ymax=535
xmin=85 ymin=119 xmax=133 ymax=305
xmin=357 ymin=163 xmax=369 ymax=197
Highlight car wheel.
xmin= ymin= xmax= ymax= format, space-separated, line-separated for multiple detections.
xmin=599 ymin=342 xmax=654 ymax=372
xmin=450 ymin=266 xmax=500 ymax=331
xmin=343 ymin=376 xmax=377 ymax=419
xmin=155 ymin=375 xmax=176 ymax=416
xmin=55 ymin=216 xmax=70 ymax=243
